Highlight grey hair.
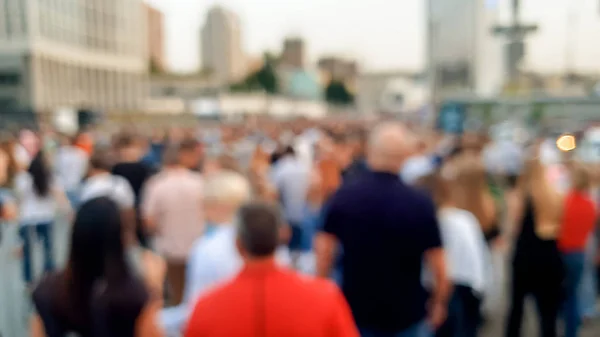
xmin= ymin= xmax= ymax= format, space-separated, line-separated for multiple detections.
xmin=235 ymin=202 xmax=283 ymax=257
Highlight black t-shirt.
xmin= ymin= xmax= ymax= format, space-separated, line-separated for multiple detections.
xmin=322 ymin=171 xmax=442 ymax=332
xmin=112 ymin=162 xmax=154 ymax=208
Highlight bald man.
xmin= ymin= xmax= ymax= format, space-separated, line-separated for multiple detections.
xmin=315 ymin=123 xmax=450 ymax=337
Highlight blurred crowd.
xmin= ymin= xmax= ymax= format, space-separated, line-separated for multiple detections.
xmin=0 ymin=117 xmax=599 ymax=337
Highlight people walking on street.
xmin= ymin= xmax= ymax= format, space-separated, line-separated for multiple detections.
xmin=506 ymin=145 xmax=565 ymax=337
xmin=142 ymin=144 xmax=204 ymax=306
xmin=30 ymin=197 xmax=165 ymax=337
xmin=558 ymin=163 xmax=597 ymax=337
xmin=185 ymin=201 xmax=359 ymax=337
xmin=316 ymin=123 xmax=450 ymax=337
xmin=15 ymin=150 xmax=70 ymax=287
xmin=161 ymin=171 xmax=290 ymax=336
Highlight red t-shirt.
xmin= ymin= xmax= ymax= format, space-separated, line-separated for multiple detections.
xmin=558 ymin=191 xmax=597 ymax=253
xmin=185 ymin=261 xmax=359 ymax=337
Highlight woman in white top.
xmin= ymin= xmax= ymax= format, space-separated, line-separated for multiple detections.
xmin=15 ymin=150 xmax=70 ymax=287
xmin=429 ymin=164 xmax=490 ymax=337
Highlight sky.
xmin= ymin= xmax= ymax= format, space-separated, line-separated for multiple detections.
xmin=145 ymin=0 xmax=600 ymax=74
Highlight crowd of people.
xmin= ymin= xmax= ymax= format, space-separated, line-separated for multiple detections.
xmin=0 ymin=117 xmax=598 ymax=337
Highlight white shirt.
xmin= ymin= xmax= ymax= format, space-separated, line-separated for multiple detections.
xmin=15 ymin=172 xmax=60 ymax=224
xmin=160 ymin=225 xmax=291 ymax=335
xmin=79 ymin=173 xmax=135 ymax=209
xmin=271 ymin=156 xmax=311 ymax=224
xmin=54 ymin=146 xmax=88 ymax=191
xmin=437 ymin=208 xmax=490 ymax=294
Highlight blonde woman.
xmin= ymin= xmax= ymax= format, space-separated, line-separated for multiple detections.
xmin=505 ymin=143 xmax=565 ymax=337
xmin=451 ymin=152 xmax=499 ymax=243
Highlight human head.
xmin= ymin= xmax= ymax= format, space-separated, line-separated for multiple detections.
xmin=367 ymin=122 xmax=415 ymax=174
xmin=68 ymin=197 xmax=127 ymax=284
xmin=178 ymin=138 xmax=203 ymax=170
xmin=330 ymin=132 xmax=354 ymax=169
xmin=114 ymin=132 xmax=143 ymax=161
xmin=570 ymin=162 xmax=591 ymax=192
xmin=203 ymin=171 xmax=251 ymax=224
xmin=88 ymin=147 xmax=114 ymax=175
xmin=28 ymin=150 xmax=51 ymax=197
xmin=235 ymin=201 xmax=283 ymax=259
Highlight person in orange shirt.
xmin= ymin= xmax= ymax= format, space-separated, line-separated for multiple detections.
xmin=185 ymin=202 xmax=359 ymax=337
xmin=557 ymin=163 xmax=597 ymax=337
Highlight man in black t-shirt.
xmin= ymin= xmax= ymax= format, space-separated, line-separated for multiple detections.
xmin=315 ymin=123 xmax=450 ymax=337
xmin=112 ymin=133 xmax=154 ymax=247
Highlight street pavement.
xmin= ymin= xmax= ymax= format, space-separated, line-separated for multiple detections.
xmin=1 ymin=219 xmax=599 ymax=337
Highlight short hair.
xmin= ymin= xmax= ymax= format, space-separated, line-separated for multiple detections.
xmin=89 ymin=147 xmax=114 ymax=171
xmin=236 ymin=202 xmax=283 ymax=257
xmin=114 ymin=132 xmax=137 ymax=149
xmin=204 ymin=171 xmax=251 ymax=206
xmin=162 ymin=145 xmax=180 ymax=166
xmin=179 ymin=138 xmax=200 ymax=153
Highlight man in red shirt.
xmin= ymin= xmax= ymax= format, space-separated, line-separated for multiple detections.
xmin=185 ymin=202 xmax=359 ymax=337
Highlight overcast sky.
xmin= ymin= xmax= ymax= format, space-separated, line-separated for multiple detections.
xmin=145 ymin=0 xmax=600 ymax=74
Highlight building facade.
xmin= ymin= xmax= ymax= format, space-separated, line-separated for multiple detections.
xmin=317 ymin=57 xmax=358 ymax=88
xmin=201 ymin=6 xmax=246 ymax=85
xmin=145 ymin=3 xmax=165 ymax=73
xmin=0 ymin=0 xmax=148 ymax=112
xmin=427 ymin=0 xmax=504 ymax=97
xmin=280 ymin=37 xmax=305 ymax=69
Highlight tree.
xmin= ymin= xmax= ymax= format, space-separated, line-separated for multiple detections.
xmin=325 ymin=80 xmax=354 ymax=105
xmin=229 ymin=52 xmax=279 ymax=93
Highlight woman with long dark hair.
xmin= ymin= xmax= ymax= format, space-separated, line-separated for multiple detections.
xmin=30 ymin=197 xmax=165 ymax=337
xmin=15 ymin=150 xmax=69 ymax=287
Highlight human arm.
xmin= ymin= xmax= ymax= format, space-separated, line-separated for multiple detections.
xmin=422 ymin=200 xmax=451 ymax=329
xmin=136 ymin=251 xmax=166 ymax=337
xmin=314 ymin=199 xmax=340 ymax=278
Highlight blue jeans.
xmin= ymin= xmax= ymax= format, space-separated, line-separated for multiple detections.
xmin=579 ymin=236 xmax=598 ymax=318
xmin=19 ymin=222 xmax=55 ymax=285
xmin=360 ymin=321 xmax=432 ymax=337
xmin=562 ymin=252 xmax=585 ymax=337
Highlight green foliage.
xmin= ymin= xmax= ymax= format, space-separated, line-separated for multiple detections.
xmin=230 ymin=52 xmax=279 ymax=93
xmin=325 ymin=80 xmax=354 ymax=105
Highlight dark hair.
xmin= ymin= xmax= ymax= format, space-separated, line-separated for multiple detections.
xmin=54 ymin=197 xmax=147 ymax=335
xmin=281 ymin=145 xmax=295 ymax=157
xmin=29 ymin=150 xmax=51 ymax=197
xmin=179 ymin=138 xmax=200 ymax=153
xmin=114 ymin=132 xmax=137 ymax=150
xmin=237 ymin=202 xmax=282 ymax=257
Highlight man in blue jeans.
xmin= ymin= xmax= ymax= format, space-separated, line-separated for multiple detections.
xmin=315 ymin=123 xmax=450 ymax=337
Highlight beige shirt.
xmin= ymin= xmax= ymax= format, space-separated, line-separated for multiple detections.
xmin=142 ymin=168 xmax=204 ymax=261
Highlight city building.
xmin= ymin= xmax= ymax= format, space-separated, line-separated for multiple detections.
xmin=355 ymin=70 xmax=425 ymax=114
xmin=280 ymin=37 xmax=305 ymax=69
xmin=145 ymin=3 xmax=166 ymax=73
xmin=201 ymin=6 xmax=246 ymax=85
xmin=0 ymin=0 xmax=149 ymax=112
xmin=427 ymin=0 xmax=504 ymax=98
xmin=317 ymin=57 xmax=358 ymax=88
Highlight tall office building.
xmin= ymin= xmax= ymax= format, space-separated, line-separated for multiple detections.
xmin=0 ymin=0 xmax=148 ymax=111
xmin=201 ymin=6 xmax=246 ymax=85
xmin=280 ymin=37 xmax=305 ymax=69
xmin=427 ymin=0 xmax=504 ymax=97
xmin=145 ymin=3 xmax=165 ymax=73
